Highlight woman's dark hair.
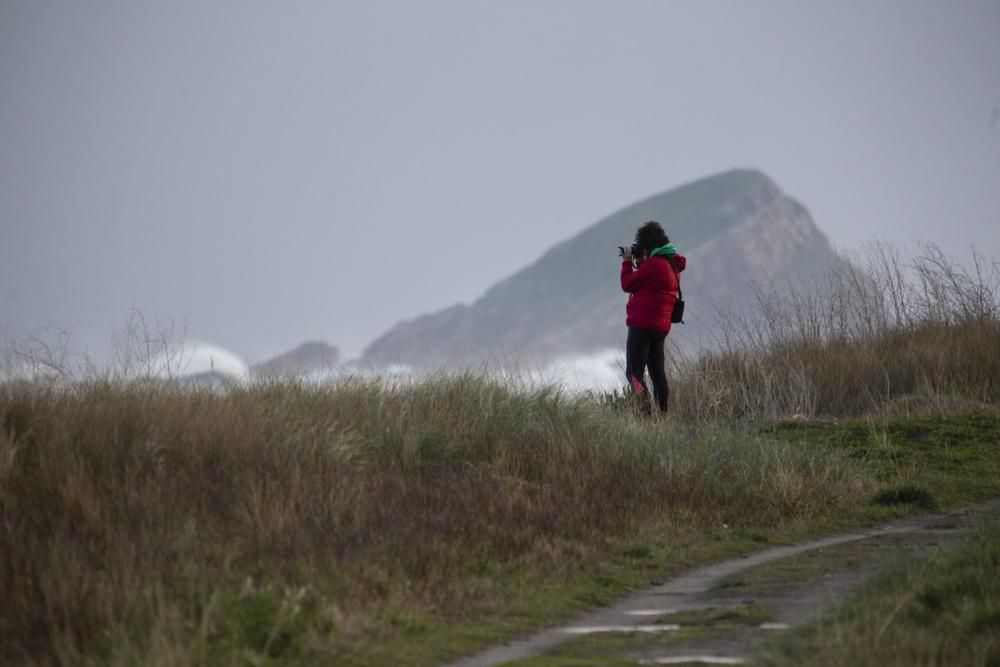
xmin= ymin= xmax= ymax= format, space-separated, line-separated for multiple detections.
xmin=634 ymin=220 xmax=669 ymax=255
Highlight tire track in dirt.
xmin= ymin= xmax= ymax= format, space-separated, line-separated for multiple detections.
xmin=446 ymin=498 xmax=1000 ymax=667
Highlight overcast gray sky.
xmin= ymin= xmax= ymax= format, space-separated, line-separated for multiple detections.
xmin=2 ymin=1 xmax=999 ymax=363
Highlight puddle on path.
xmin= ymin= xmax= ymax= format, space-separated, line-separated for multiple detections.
xmin=561 ymin=624 xmax=681 ymax=634
xmin=626 ymin=609 xmax=676 ymax=617
xmin=642 ymin=657 xmax=745 ymax=665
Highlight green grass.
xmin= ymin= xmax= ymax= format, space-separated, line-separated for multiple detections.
xmin=871 ymin=484 xmax=938 ymax=510
xmin=757 ymin=518 xmax=1000 ymax=666
xmin=762 ymin=411 xmax=1000 ymax=508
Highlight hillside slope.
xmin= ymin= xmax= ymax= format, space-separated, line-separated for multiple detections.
xmin=362 ymin=169 xmax=838 ymax=369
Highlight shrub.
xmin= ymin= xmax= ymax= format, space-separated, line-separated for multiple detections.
xmin=871 ymin=484 xmax=938 ymax=510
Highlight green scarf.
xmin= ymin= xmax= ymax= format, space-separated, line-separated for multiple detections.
xmin=650 ymin=243 xmax=677 ymax=258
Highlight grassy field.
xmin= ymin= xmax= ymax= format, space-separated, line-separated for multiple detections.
xmin=1 ymin=377 xmax=998 ymax=666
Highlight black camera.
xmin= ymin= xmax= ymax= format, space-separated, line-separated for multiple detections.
xmin=618 ymin=243 xmax=643 ymax=258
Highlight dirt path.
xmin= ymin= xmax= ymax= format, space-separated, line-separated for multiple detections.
xmin=445 ymin=499 xmax=1000 ymax=667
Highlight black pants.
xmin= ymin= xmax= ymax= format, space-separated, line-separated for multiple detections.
xmin=626 ymin=327 xmax=669 ymax=412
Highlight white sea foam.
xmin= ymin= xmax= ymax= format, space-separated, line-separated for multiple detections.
xmin=522 ymin=348 xmax=625 ymax=393
xmin=151 ymin=341 xmax=249 ymax=380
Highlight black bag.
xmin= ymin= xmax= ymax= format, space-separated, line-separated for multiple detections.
xmin=670 ymin=262 xmax=685 ymax=324
xmin=671 ymin=287 xmax=685 ymax=324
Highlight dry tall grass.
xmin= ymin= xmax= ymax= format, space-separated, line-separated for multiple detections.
xmin=0 ymin=376 xmax=867 ymax=665
xmin=669 ymin=243 xmax=1000 ymax=420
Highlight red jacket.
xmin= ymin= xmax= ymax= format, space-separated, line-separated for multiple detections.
xmin=621 ymin=255 xmax=686 ymax=332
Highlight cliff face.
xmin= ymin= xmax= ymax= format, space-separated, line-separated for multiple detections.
xmin=362 ymin=169 xmax=839 ymax=369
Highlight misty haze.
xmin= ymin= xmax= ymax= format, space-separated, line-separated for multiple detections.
xmin=2 ymin=1 xmax=999 ymax=381
xmin=2 ymin=3 xmax=1000 ymax=666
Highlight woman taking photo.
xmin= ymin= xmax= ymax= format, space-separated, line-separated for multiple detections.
xmin=620 ymin=220 xmax=686 ymax=414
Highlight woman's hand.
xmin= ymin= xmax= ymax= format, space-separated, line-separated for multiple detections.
xmin=621 ymin=247 xmax=633 ymax=263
